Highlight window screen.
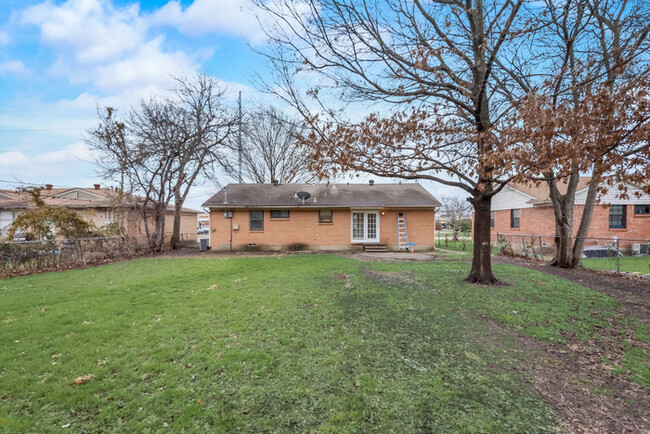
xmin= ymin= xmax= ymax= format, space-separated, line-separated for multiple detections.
xmin=634 ymin=204 xmax=650 ymax=215
xmin=319 ymin=209 xmax=333 ymax=223
xmin=609 ymin=205 xmax=626 ymax=229
xmin=250 ymin=210 xmax=264 ymax=230
xmin=270 ymin=210 xmax=290 ymax=219
xmin=510 ymin=209 xmax=520 ymax=229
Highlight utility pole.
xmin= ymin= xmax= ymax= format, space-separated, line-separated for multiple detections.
xmin=238 ymin=91 xmax=242 ymax=183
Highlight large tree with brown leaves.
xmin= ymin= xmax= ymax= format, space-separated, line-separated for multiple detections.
xmin=508 ymin=0 xmax=650 ymax=268
xmin=257 ymin=0 xmax=539 ymax=284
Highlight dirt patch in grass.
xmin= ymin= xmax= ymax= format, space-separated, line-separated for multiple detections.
xmin=519 ymin=328 xmax=648 ymax=433
xmin=491 ymin=256 xmax=650 ymax=433
xmin=361 ymin=268 xmax=430 ymax=291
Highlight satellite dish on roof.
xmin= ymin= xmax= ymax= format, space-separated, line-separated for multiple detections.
xmin=296 ymin=191 xmax=311 ymax=205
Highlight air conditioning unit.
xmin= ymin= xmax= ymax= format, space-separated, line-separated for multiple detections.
xmin=630 ymin=243 xmax=649 ymax=255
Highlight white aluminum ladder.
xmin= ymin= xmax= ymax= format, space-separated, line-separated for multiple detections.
xmin=398 ymin=213 xmax=415 ymax=252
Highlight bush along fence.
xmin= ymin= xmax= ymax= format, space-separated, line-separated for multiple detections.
xmin=0 ymin=233 xmax=198 ymax=277
xmin=496 ymin=233 xmax=650 ymax=276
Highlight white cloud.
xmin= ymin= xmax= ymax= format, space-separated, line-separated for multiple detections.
xmin=33 ymin=142 xmax=96 ymax=165
xmin=0 ymin=30 xmax=9 ymax=46
xmin=0 ymin=60 xmax=26 ymax=75
xmin=0 ymin=143 xmax=101 ymax=184
xmin=150 ymin=0 xmax=268 ymax=44
xmin=21 ymin=0 xmax=146 ymax=64
xmin=20 ymin=0 xmax=200 ymax=96
xmin=0 ymin=151 xmax=29 ymax=170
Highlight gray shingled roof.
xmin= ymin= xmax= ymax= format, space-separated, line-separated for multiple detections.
xmin=0 ymin=188 xmax=199 ymax=214
xmin=202 ymin=183 xmax=441 ymax=209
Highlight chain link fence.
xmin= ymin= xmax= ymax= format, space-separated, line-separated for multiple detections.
xmin=435 ymin=232 xmax=475 ymax=252
xmin=0 ymin=233 xmax=199 ymax=277
xmin=496 ymin=233 xmax=650 ymax=275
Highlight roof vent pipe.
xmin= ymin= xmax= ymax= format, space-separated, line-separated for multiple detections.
xmin=369 ymin=180 xmax=374 ymax=186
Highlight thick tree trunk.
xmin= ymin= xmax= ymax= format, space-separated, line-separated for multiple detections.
xmin=170 ymin=190 xmax=183 ymax=250
xmin=464 ymin=194 xmax=499 ymax=284
xmin=553 ymin=220 xmax=574 ymax=268
xmin=572 ymin=178 xmax=600 ymax=266
xmin=548 ymin=174 xmax=578 ymax=268
xmin=153 ymin=203 xmax=167 ymax=252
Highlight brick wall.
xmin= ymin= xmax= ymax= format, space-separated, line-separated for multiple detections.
xmin=490 ymin=204 xmax=650 ymax=244
xmin=209 ymin=208 xmax=436 ymax=251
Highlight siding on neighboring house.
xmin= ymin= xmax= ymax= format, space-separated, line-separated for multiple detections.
xmin=0 ymin=187 xmax=200 ymax=242
xmin=491 ymin=185 xmax=536 ymax=211
xmin=489 ymin=181 xmax=650 ymax=245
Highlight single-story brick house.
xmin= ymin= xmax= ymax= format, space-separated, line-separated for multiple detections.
xmin=490 ymin=178 xmax=650 ymax=244
xmin=201 ymin=182 xmax=441 ymax=251
xmin=0 ymin=184 xmax=199 ymax=242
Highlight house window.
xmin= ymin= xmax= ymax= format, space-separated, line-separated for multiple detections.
xmin=609 ymin=205 xmax=626 ymax=229
xmin=510 ymin=209 xmax=520 ymax=229
xmin=634 ymin=204 xmax=650 ymax=215
xmin=490 ymin=211 xmax=495 ymax=228
xmin=319 ymin=209 xmax=333 ymax=223
xmin=250 ymin=210 xmax=264 ymax=230
xmin=270 ymin=210 xmax=290 ymax=219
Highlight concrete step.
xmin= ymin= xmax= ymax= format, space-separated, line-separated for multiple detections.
xmin=364 ymin=244 xmax=388 ymax=252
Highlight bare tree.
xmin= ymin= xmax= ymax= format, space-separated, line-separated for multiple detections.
xmin=220 ymin=106 xmax=316 ymax=184
xmin=256 ymin=0 xmax=538 ymax=283
xmin=439 ymin=195 xmax=472 ymax=241
xmin=86 ymin=74 xmax=237 ymax=251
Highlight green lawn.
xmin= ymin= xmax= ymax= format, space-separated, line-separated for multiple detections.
xmin=582 ymin=256 xmax=650 ymax=274
xmin=1 ymin=255 xmax=647 ymax=432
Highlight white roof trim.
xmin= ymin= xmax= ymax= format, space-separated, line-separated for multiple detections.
xmin=503 ymin=184 xmax=538 ymax=201
xmin=52 ymin=188 xmax=105 ymax=199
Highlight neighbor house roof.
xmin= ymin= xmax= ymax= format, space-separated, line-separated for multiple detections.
xmin=202 ymin=183 xmax=441 ymax=209
xmin=0 ymin=187 xmax=199 ymax=214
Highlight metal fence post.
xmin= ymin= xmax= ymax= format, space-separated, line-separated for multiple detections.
xmin=616 ymin=238 xmax=621 ymax=273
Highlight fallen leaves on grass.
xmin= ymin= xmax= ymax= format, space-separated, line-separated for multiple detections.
xmin=51 ymin=354 xmax=61 ymax=365
xmin=69 ymin=374 xmax=95 ymax=386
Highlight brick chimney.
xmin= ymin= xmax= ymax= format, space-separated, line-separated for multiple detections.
xmin=45 ymin=184 xmax=53 ymax=190
xmin=93 ymin=184 xmax=101 ymax=190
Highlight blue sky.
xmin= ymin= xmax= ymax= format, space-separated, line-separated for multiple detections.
xmin=0 ymin=0 xmax=275 ymax=208
xmin=0 ymin=0 xmax=459 ymax=209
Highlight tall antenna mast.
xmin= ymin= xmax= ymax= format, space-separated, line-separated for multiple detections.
xmin=237 ymin=91 xmax=243 ymax=183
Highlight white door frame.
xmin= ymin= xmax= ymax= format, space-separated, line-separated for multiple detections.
xmin=350 ymin=210 xmax=380 ymax=243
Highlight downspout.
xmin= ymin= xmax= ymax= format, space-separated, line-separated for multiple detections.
xmin=229 ymin=211 xmax=233 ymax=252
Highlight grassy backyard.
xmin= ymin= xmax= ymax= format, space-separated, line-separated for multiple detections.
xmin=1 ymin=255 xmax=648 ymax=432
xmin=582 ymin=255 xmax=650 ymax=274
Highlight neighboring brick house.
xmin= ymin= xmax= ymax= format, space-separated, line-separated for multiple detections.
xmin=0 ymin=184 xmax=199 ymax=241
xmin=201 ymin=182 xmax=441 ymax=251
xmin=490 ymin=178 xmax=650 ymax=244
